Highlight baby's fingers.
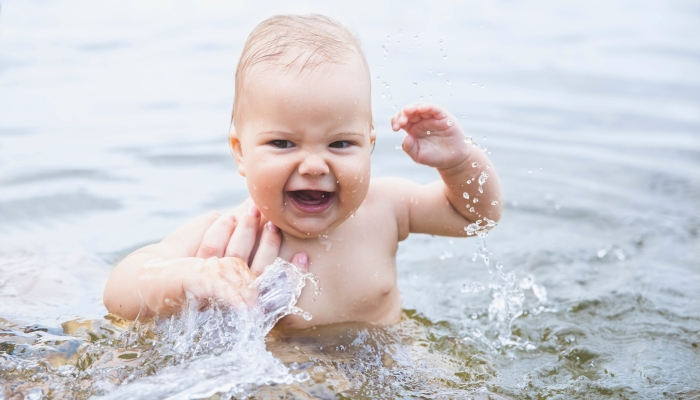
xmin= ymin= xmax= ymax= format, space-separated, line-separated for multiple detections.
xmin=392 ymin=103 xmax=446 ymax=131
xmin=213 ymin=282 xmax=251 ymax=312
xmin=391 ymin=111 xmax=409 ymax=131
xmin=196 ymin=215 xmax=237 ymax=258
xmin=415 ymin=102 xmax=445 ymax=118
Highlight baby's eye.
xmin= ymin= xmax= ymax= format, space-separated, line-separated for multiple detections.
xmin=329 ymin=141 xmax=353 ymax=149
xmin=269 ymin=140 xmax=294 ymax=148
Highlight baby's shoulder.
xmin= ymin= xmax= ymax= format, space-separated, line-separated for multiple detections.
xmin=367 ymin=176 xmax=420 ymax=205
xmin=366 ymin=177 xmax=414 ymax=240
xmin=368 ymin=176 xmax=411 ymax=194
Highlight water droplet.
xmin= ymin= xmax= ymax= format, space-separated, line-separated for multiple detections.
xmin=597 ymin=248 xmax=609 ymax=258
xmin=471 ymin=82 xmax=477 ymax=86
xmin=429 ymin=70 xmax=432 ymax=74
xmin=469 ymin=207 xmax=475 ymax=212
xmin=318 ymin=235 xmax=332 ymax=251
xmin=466 ymin=180 xmax=472 ymax=184
xmin=446 ymin=79 xmax=451 ymax=85
xmin=419 ymin=96 xmax=424 ymax=100
xmin=520 ymin=275 xmax=534 ymax=290
xmin=461 ymin=281 xmax=485 ymax=293
xmin=443 ymin=55 xmax=448 ymax=59
xmin=532 ymin=284 xmax=547 ymax=303
xmin=463 ymin=192 xmax=470 ymax=199
xmin=480 ymin=85 xmax=485 ymax=89
xmin=473 ymin=198 xmax=479 ymax=203
xmin=471 ymin=162 xmax=478 ymax=168
xmin=528 ymin=169 xmax=532 ymax=173
xmin=413 ymin=82 xmax=417 ymax=87
xmin=478 ymin=171 xmax=489 ymax=185
xmin=302 ymin=311 xmax=313 ymax=321
xmin=413 ymin=35 xmax=418 ymax=39
xmin=439 ymin=39 xmax=443 ymax=44
xmin=446 ymin=120 xmax=453 ymax=126
xmin=426 ymin=131 xmax=431 ymax=135
xmin=483 ymin=136 xmax=487 ymax=140
xmin=437 ymin=71 xmax=444 ymax=76
xmin=491 ymin=201 xmax=498 ymax=205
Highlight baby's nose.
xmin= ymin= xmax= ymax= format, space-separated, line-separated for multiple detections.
xmin=298 ymin=154 xmax=330 ymax=177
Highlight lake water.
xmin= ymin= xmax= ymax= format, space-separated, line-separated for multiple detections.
xmin=1 ymin=0 xmax=699 ymax=398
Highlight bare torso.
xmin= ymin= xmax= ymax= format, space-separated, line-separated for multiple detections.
xmin=274 ymin=185 xmax=403 ymax=329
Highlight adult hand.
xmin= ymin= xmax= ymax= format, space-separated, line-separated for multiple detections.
xmin=137 ymin=204 xmax=308 ymax=314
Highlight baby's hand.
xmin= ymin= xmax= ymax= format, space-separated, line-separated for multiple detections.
xmin=179 ymin=256 xmax=259 ymax=311
xmin=391 ymin=103 xmax=470 ymax=170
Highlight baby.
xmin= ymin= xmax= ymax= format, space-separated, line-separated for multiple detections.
xmin=103 ymin=14 xmax=502 ymax=329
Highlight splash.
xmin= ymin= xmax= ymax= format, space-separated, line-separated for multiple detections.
xmin=102 ymin=258 xmax=316 ymax=399
xmin=1 ymin=258 xmax=317 ymax=399
xmin=463 ymin=230 xmax=552 ymax=351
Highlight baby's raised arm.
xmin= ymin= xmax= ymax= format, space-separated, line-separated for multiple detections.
xmin=103 ymin=205 xmax=308 ymax=320
xmin=382 ymin=103 xmax=503 ymax=239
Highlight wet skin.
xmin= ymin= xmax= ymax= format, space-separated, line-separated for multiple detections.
xmin=104 ymin=55 xmax=503 ymax=325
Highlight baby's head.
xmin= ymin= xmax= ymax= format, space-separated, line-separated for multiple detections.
xmin=229 ymin=14 xmax=375 ymax=238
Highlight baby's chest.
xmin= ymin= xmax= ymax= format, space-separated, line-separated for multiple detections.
xmin=281 ymin=228 xmax=397 ymax=282
xmin=276 ymin=216 xmax=400 ymax=325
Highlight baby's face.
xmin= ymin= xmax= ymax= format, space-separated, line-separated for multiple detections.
xmin=232 ymin=58 xmax=374 ymax=238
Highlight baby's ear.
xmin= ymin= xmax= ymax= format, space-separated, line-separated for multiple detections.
xmin=229 ymin=128 xmax=246 ymax=177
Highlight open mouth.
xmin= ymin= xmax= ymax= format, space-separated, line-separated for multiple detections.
xmin=287 ymin=190 xmax=335 ymax=213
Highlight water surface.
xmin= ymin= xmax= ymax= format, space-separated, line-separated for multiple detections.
xmin=1 ymin=0 xmax=699 ymax=398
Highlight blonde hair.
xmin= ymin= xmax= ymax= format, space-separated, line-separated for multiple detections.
xmin=232 ymin=14 xmax=369 ymax=128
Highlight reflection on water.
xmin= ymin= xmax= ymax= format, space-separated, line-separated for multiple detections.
xmin=2 ymin=0 xmax=700 ymax=398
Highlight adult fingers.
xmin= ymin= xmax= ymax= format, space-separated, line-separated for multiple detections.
xmin=290 ymin=252 xmax=309 ymax=272
xmin=249 ymin=221 xmax=282 ymax=276
xmin=196 ymin=214 xmax=238 ymax=258
xmin=224 ymin=204 xmax=261 ymax=263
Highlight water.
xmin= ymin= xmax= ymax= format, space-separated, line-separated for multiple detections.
xmin=2 ymin=0 xmax=700 ymax=398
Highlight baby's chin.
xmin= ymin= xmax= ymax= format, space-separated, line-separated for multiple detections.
xmin=275 ymin=213 xmax=351 ymax=239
